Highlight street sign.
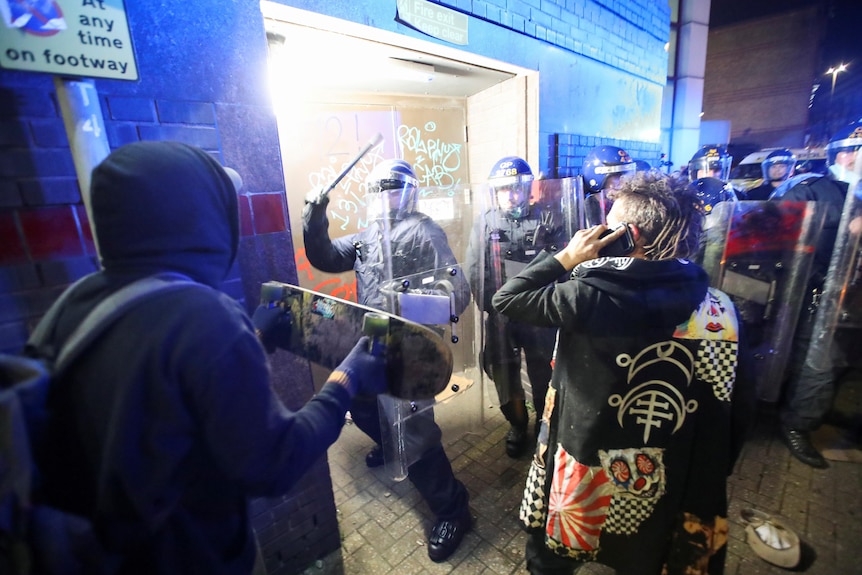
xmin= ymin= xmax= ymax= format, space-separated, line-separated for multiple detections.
xmin=0 ymin=0 xmax=138 ymax=81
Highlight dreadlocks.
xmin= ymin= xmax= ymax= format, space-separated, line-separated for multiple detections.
xmin=608 ymin=171 xmax=704 ymax=260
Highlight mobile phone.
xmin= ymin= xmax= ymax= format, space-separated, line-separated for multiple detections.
xmin=598 ymin=223 xmax=635 ymax=257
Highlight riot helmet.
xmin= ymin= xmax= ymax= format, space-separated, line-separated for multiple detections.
xmin=488 ymin=156 xmax=534 ymax=219
xmin=688 ymin=145 xmax=732 ymax=183
xmin=634 ymin=159 xmax=652 ymax=173
xmin=761 ymin=149 xmax=796 ymax=184
xmin=826 ymin=120 xmax=862 ymax=188
xmin=366 ymin=159 xmax=419 ymax=220
xmin=690 ymin=177 xmax=737 ymax=215
xmin=582 ymin=146 xmax=636 ymax=193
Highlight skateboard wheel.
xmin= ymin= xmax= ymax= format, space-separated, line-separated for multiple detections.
xmin=450 ymin=315 xmax=459 ymax=323
xmin=451 ymin=335 xmax=459 ymax=343
xmin=401 ymin=280 xmax=411 ymax=289
xmin=448 ymin=268 xmax=458 ymax=276
xmin=410 ymin=402 xmax=418 ymax=412
xmin=451 ymin=384 xmax=459 ymax=392
xmin=362 ymin=312 xmax=389 ymax=337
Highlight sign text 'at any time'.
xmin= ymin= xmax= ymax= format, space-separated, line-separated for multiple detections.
xmin=0 ymin=0 xmax=138 ymax=81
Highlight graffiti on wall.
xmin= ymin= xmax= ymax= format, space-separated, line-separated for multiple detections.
xmin=296 ymin=117 xmax=465 ymax=300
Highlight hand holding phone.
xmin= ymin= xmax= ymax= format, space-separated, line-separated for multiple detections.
xmin=598 ymin=223 xmax=635 ymax=257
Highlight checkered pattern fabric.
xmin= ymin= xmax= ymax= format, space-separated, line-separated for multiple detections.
xmin=547 ymin=536 xmax=600 ymax=560
xmin=520 ymin=459 xmax=547 ymax=529
xmin=603 ymin=495 xmax=657 ymax=535
xmin=695 ymin=339 xmax=738 ymax=401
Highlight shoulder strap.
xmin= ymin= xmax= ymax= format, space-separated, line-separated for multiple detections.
xmin=30 ymin=273 xmax=201 ymax=374
xmin=27 ymin=273 xmax=100 ymax=351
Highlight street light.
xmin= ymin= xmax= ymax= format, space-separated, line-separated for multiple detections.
xmin=826 ymin=63 xmax=848 ymax=97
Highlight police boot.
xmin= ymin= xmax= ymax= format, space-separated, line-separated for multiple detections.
xmin=500 ymin=399 xmax=529 ymax=458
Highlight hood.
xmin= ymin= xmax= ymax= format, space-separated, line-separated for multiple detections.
xmin=91 ymin=141 xmax=239 ymax=288
xmin=574 ymin=258 xmax=709 ymax=328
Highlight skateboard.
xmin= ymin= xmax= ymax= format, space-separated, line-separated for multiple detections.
xmin=260 ymin=282 xmax=454 ymax=401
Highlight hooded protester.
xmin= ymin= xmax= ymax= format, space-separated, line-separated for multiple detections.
xmin=28 ymin=141 xmax=386 ymax=574
xmin=493 ymin=172 xmax=755 ymax=575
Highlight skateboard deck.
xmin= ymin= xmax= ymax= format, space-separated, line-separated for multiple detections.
xmin=260 ymin=282 xmax=454 ymax=401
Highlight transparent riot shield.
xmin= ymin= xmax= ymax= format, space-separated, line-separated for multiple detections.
xmin=373 ymin=183 xmax=482 ymax=480
xmin=803 ymin=183 xmax=862 ymax=372
xmin=465 ymin=177 xmax=582 ymax=418
xmin=699 ymin=200 xmax=825 ymax=401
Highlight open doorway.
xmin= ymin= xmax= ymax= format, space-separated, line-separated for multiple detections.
xmin=262 ymin=4 xmax=539 ymax=411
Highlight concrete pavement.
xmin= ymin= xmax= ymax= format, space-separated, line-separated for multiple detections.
xmin=305 ymin=368 xmax=862 ymax=575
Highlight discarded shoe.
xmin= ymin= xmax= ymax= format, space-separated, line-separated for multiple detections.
xmin=781 ymin=426 xmax=828 ymax=468
xmin=506 ymin=426 xmax=528 ymax=458
xmin=365 ymin=445 xmax=384 ymax=468
xmin=427 ymin=509 xmax=472 ymax=563
xmin=741 ymin=508 xmax=800 ymax=569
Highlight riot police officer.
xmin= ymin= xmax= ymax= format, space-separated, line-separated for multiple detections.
xmin=748 ymin=148 xmax=796 ymax=201
xmin=770 ymin=120 xmax=862 ymax=468
xmin=582 ymin=145 xmax=637 ymax=226
xmin=302 ymin=159 xmax=472 ymax=562
xmin=688 ymin=144 xmax=733 ymax=182
xmin=466 ymin=157 xmax=566 ymax=457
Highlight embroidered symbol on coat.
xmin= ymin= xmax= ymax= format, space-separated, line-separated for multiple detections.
xmin=674 ymin=288 xmax=739 ymax=401
xmin=674 ymin=288 xmax=739 ymax=342
xmin=578 ymin=257 xmax=634 ymax=271
xmin=663 ymin=512 xmax=729 ymax=573
xmin=520 ymin=386 xmax=557 ymax=530
xmin=610 ymin=342 xmax=699 ymax=443
xmin=599 ymin=447 xmax=666 ymax=535
xmin=520 ymin=458 xmax=547 ymax=529
xmin=696 ymin=340 xmax=737 ymax=401
xmin=545 ymin=444 xmax=612 ymax=559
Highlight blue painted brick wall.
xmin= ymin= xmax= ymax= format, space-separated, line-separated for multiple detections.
xmin=156 ymin=100 xmax=216 ymax=125
xmin=107 ymin=96 xmax=157 ymax=122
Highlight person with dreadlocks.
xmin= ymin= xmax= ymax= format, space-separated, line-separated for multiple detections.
xmin=492 ymin=171 xmax=755 ymax=575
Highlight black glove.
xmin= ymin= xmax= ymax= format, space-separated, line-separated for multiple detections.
xmin=252 ymin=304 xmax=292 ymax=354
xmin=330 ymin=336 xmax=388 ymax=397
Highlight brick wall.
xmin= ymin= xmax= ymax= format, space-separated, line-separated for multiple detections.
xmin=552 ymin=133 xmax=663 ymax=178
xmin=458 ymin=0 xmax=670 ymax=85
xmin=703 ymin=6 xmax=823 ymax=148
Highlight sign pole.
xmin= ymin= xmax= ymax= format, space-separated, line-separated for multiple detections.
xmin=54 ymin=76 xmax=109 ymax=259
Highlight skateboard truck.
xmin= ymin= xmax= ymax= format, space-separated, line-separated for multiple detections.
xmin=361 ymin=312 xmax=388 ymax=357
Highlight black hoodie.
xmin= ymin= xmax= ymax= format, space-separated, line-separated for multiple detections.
xmin=36 ymin=142 xmax=351 ymax=574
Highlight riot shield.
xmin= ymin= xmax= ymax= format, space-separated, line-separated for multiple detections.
xmin=804 ymin=182 xmax=862 ymax=371
xmin=699 ymin=200 xmax=825 ymax=401
xmin=373 ymin=183 xmax=482 ymax=480
xmin=465 ymin=177 xmax=582 ymax=413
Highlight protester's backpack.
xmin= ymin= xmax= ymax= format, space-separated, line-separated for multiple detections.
xmin=0 ymin=273 xmax=197 ymax=575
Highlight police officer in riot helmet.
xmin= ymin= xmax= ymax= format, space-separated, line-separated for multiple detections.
xmin=688 ymin=144 xmax=733 ymax=183
xmin=366 ymin=158 xmax=419 ymax=219
xmin=582 ymin=145 xmax=637 ymax=226
xmin=689 ymin=175 xmax=738 ymax=216
xmin=466 ymin=156 xmax=565 ymax=458
xmin=769 ymin=119 xmax=862 ymax=468
xmin=687 ymin=144 xmax=740 ymax=213
xmin=748 ymin=149 xmax=796 ymax=201
xmin=303 ymin=158 xmax=473 ymax=562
